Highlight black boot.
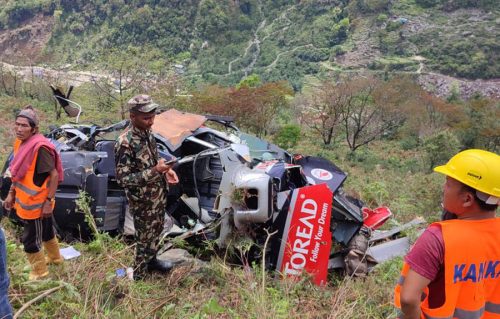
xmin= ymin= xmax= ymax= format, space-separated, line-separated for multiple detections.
xmin=146 ymin=257 xmax=173 ymax=273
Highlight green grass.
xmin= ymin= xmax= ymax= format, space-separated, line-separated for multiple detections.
xmin=391 ymin=0 xmax=426 ymax=16
xmin=3 ymin=221 xmax=404 ymax=318
xmin=369 ymin=56 xmax=419 ymax=72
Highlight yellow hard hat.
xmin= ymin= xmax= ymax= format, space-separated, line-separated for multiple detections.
xmin=434 ymin=149 xmax=500 ymax=202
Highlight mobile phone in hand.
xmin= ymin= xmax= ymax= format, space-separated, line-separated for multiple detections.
xmin=165 ymin=158 xmax=178 ymax=165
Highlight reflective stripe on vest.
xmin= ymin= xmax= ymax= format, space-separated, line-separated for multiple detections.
xmin=422 ymin=306 xmax=486 ymax=319
xmin=486 ymin=302 xmax=500 ymax=314
xmin=394 ymin=219 xmax=500 ymax=319
xmin=422 ymin=308 xmax=484 ymax=319
xmin=15 ymin=197 xmax=44 ymax=211
xmin=452 ymin=307 xmax=484 ymax=319
xmin=12 ymin=181 xmax=47 ymax=197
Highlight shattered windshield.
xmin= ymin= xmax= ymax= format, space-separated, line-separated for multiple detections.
xmin=238 ymin=133 xmax=282 ymax=161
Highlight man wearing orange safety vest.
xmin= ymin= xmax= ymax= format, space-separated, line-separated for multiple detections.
xmin=394 ymin=149 xmax=500 ymax=319
xmin=2 ymin=105 xmax=64 ymax=280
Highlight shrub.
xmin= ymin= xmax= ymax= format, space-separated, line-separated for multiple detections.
xmin=400 ymin=134 xmax=420 ymax=151
xmin=415 ymin=0 xmax=442 ymax=8
xmin=385 ymin=20 xmax=402 ymax=32
xmin=353 ymin=0 xmax=391 ymax=13
xmin=422 ymin=130 xmax=460 ymax=172
xmin=274 ymin=124 xmax=301 ymax=150
xmin=376 ymin=13 xmax=388 ymax=25
xmin=296 ymin=48 xmax=330 ymax=62
xmin=362 ymin=180 xmax=390 ymax=206
xmin=347 ymin=148 xmax=380 ymax=171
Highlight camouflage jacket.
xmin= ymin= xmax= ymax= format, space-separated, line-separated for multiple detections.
xmin=114 ymin=125 xmax=167 ymax=206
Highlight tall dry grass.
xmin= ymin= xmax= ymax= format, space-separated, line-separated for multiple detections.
xmin=4 ymin=219 xmax=402 ymax=318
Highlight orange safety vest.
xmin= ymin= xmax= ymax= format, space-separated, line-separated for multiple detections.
xmin=12 ymin=139 xmax=54 ymax=220
xmin=394 ymin=218 xmax=500 ymax=319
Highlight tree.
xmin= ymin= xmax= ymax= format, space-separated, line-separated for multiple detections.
xmin=341 ymin=76 xmax=406 ymax=152
xmin=301 ymin=76 xmax=413 ymax=149
xmin=342 ymin=77 xmax=378 ymax=151
xmin=191 ymin=85 xmax=230 ymax=115
xmin=147 ymin=74 xmax=189 ymax=112
xmin=192 ymin=81 xmax=293 ymax=137
xmin=301 ymin=80 xmax=352 ymax=145
xmin=92 ymin=48 xmax=169 ymax=118
xmin=236 ymin=73 xmax=261 ymax=89
xmin=0 ymin=64 xmax=21 ymax=97
xmin=457 ymin=96 xmax=500 ymax=152
xmin=230 ymin=81 xmax=292 ymax=136
xmin=413 ymin=91 xmax=466 ymax=138
xmin=195 ymin=0 xmax=229 ymax=40
xmin=371 ymin=75 xmax=419 ymax=138
xmin=423 ymin=130 xmax=461 ymax=172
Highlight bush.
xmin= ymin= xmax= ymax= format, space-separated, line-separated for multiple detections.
xmin=296 ymin=48 xmax=330 ymax=62
xmin=353 ymin=0 xmax=391 ymax=13
xmin=362 ymin=180 xmax=390 ymax=206
xmin=385 ymin=20 xmax=402 ymax=32
xmin=312 ymin=18 xmax=349 ymax=47
xmin=347 ymin=148 xmax=380 ymax=171
xmin=455 ymin=97 xmax=500 ymax=152
xmin=400 ymin=134 xmax=420 ymax=151
xmin=376 ymin=13 xmax=388 ymax=25
xmin=274 ymin=124 xmax=301 ymax=150
xmin=415 ymin=0 xmax=442 ymax=8
xmin=422 ymin=130 xmax=460 ymax=172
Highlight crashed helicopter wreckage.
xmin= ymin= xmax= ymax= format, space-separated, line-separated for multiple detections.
xmin=0 ymin=101 xmax=423 ymax=285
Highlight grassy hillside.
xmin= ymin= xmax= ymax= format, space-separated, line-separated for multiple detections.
xmin=0 ymin=78 xmax=459 ymax=317
xmin=4 ymin=223 xmax=406 ymax=318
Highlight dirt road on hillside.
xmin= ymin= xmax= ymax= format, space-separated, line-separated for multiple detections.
xmin=2 ymin=60 xmax=498 ymax=101
xmin=0 ymin=61 xmax=111 ymax=87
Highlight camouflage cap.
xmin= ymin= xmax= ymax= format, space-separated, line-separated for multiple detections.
xmin=127 ymin=94 xmax=159 ymax=113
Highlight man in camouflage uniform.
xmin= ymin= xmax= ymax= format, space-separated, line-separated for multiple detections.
xmin=115 ymin=94 xmax=178 ymax=279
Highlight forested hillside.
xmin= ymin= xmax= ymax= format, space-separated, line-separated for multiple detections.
xmin=0 ymin=0 xmax=498 ymax=90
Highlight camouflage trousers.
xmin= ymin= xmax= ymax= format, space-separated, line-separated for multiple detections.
xmin=129 ymin=202 xmax=165 ymax=276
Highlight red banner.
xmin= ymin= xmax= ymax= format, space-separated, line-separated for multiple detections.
xmin=277 ymin=184 xmax=333 ymax=285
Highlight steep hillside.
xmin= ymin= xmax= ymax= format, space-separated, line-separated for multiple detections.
xmin=0 ymin=0 xmax=498 ymax=90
